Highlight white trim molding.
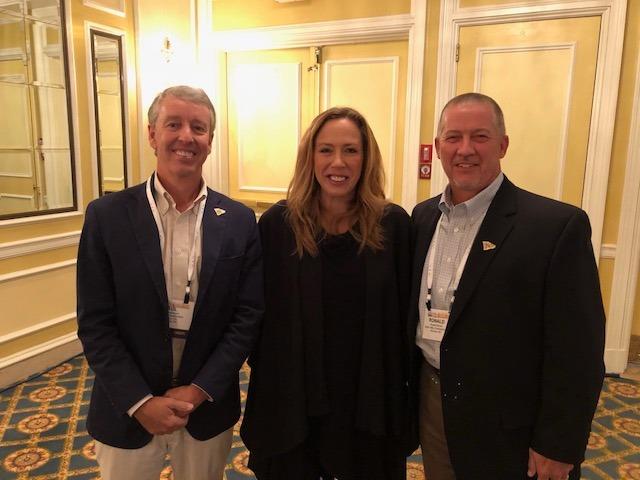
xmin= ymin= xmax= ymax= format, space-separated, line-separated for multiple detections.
xmin=0 ymin=312 xmax=76 ymax=345
xmin=431 ymin=0 xmax=627 ymax=261
xmin=473 ymin=42 xmax=576 ymax=202
xmin=605 ymin=46 xmax=640 ymax=374
xmin=0 ymin=47 xmax=24 ymax=61
xmin=0 ymin=333 xmax=81 ymax=390
xmin=0 ymin=231 xmax=80 ymax=260
xmin=82 ymin=0 xmax=125 ymax=17
xmin=600 ymin=243 xmax=616 ymax=260
xmin=0 ymin=259 xmax=76 ymax=284
xmin=212 ymin=14 xmax=415 ymax=52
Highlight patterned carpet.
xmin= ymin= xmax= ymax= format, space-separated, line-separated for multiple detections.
xmin=0 ymin=356 xmax=638 ymax=479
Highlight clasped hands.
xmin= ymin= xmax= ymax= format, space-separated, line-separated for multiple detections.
xmin=527 ymin=448 xmax=574 ymax=480
xmin=133 ymin=385 xmax=208 ymax=435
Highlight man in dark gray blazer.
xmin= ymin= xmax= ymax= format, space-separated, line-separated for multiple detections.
xmin=77 ymin=86 xmax=263 ymax=480
xmin=410 ymin=93 xmax=604 ymax=480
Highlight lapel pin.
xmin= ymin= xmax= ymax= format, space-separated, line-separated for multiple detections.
xmin=214 ymin=208 xmax=226 ymax=216
xmin=482 ymin=241 xmax=496 ymax=251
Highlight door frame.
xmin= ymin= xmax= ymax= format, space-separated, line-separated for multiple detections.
xmin=606 ymin=51 xmax=640 ymax=373
xmin=204 ymin=1 xmax=427 ymax=212
xmin=431 ymin=0 xmax=628 ymax=373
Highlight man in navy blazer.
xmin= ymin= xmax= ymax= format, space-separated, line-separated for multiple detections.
xmin=410 ymin=93 xmax=604 ymax=480
xmin=77 ymin=86 xmax=263 ymax=479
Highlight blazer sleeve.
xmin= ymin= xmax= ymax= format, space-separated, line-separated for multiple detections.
xmin=531 ymin=208 xmax=605 ymax=463
xmin=76 ymin=201 xmax=153 ymax=414
xmin=191 ymin=210 xmax=264 ymax=400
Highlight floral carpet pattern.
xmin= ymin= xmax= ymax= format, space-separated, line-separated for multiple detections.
xmin=0 ymin=356 xmax=638 ymax=479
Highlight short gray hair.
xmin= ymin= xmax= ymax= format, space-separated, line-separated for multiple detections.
xmin=437 ymin=92 xmax=506 ymax=136
xmin=148 ymin=85 xmax=216 ymax=141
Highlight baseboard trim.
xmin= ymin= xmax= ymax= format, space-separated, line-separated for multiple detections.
xmin=604 ymin=347 xmax=628 ymax=375
xmin=0 ymin=333 xmax=82 ymax=391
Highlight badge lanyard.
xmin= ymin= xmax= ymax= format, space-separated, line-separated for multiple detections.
xmin=425 ymin=216 xmax=473 ymax=312
xmin=146 ymin=174 xmax=206 ymax=304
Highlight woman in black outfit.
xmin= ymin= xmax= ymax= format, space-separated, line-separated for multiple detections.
xmin=241 ymin=107 xmax=413 ymax=479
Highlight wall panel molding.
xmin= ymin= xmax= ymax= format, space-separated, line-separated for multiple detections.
xmin=0 ymin=312 xmax=76 ymax=345
xmin=82 ymin=0 xmax=125 ymax=17
xmin=601 ymin=243 xmax=616 ymax=259
xmin=0 ymin=333 xmax=81 ymax=389
xmin=0 ymin=231 xmax=80 ymax=260
xmin=323 ymin=56 xmax=399 ymax=198
xmin=212 ymin=14 xmax=414 ymax=51
xmin=0 ymin=259 xmax=76 ymax=284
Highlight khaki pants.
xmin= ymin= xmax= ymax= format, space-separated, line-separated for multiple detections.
xmin=94 ymin=427 xmax=233 ymax=480
xmin=419 ymin=358 xmax=457 ymax=480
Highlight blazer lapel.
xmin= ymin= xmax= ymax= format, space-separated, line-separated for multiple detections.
xmin=128 ymin=186 xmax=168 ymax=308
xmin=194 ymin=191 xmax=226 ymax=319
xmin=445 ymin=179 xmax=518 ymax=335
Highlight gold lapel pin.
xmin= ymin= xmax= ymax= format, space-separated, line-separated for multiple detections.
xmin=214 ymin=208 xmax=226 ymax=216
xmin=482 ymin=241 xmax=496 ymax=251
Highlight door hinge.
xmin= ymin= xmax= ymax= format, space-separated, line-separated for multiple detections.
xmin=455 ymin=43 xmax=460 ymax=63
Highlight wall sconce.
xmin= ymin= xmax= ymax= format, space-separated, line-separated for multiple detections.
xmin=160 ymin=36 xmax=173 ymax=63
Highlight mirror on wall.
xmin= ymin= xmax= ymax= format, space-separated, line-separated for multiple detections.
xmin=0 ymin=0 xmax=76 ymax=219
xmin=89 ymin=29 xmax=127 ymax=196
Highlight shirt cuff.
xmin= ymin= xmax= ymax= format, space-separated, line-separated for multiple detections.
xmin=191 ymin=383 xmax=213 ymax=402
xmin=127 ymin=394 xmax=153 ymax=417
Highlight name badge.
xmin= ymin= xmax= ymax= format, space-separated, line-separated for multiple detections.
xmin=169 ymin=301 xmax=195 ymax=331
xmin=422 ymin=308 xmax=449 ymax=342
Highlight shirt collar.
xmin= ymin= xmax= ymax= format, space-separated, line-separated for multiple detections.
xmin=153 ymin=172 xmax=208 ymax=215
xmin=439 ymin=172 xmax=504 ymax=219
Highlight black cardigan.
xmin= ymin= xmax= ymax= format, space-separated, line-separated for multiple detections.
xmin=241 ymin=201 xmax=414 ymax=460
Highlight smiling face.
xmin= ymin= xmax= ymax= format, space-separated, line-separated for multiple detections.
xmin=148 ymin=95 xmax=212 ymax=183
xmin=313 ymin=118 xmax=364 ymax=207
xmin=436 ymin=101 xmax=509 ymax=204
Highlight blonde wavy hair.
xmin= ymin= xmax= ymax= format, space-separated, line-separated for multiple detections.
xmin=286 ymin=107 xmax=388 ymax=257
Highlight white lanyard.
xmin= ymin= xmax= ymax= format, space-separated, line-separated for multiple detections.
xmin=146 ymin=174 xmax=206 ymax=304
xmin=425 ymin=216 xmax=473 ymax=312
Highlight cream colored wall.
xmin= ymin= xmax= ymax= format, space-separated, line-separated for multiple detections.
xmin=211 ymin=0 xmax=411 ymax=31
xmin=0 ymin=0 xmax=138 ymax=372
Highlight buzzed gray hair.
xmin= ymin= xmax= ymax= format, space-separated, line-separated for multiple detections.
xmin=148 ymin=85 xmax=216 ymax=141
xmin=437 ymin=92 xmax=506 ymax=136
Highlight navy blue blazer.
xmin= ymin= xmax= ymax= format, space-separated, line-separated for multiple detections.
xmin=77 ymin=181 xmax=263 ymax=448
xmin=409 ymin=177 xmax=605 ymax=479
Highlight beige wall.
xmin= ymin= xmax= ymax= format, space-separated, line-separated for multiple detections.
xmin=0 ymin=0 xmax=139 ymax=372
